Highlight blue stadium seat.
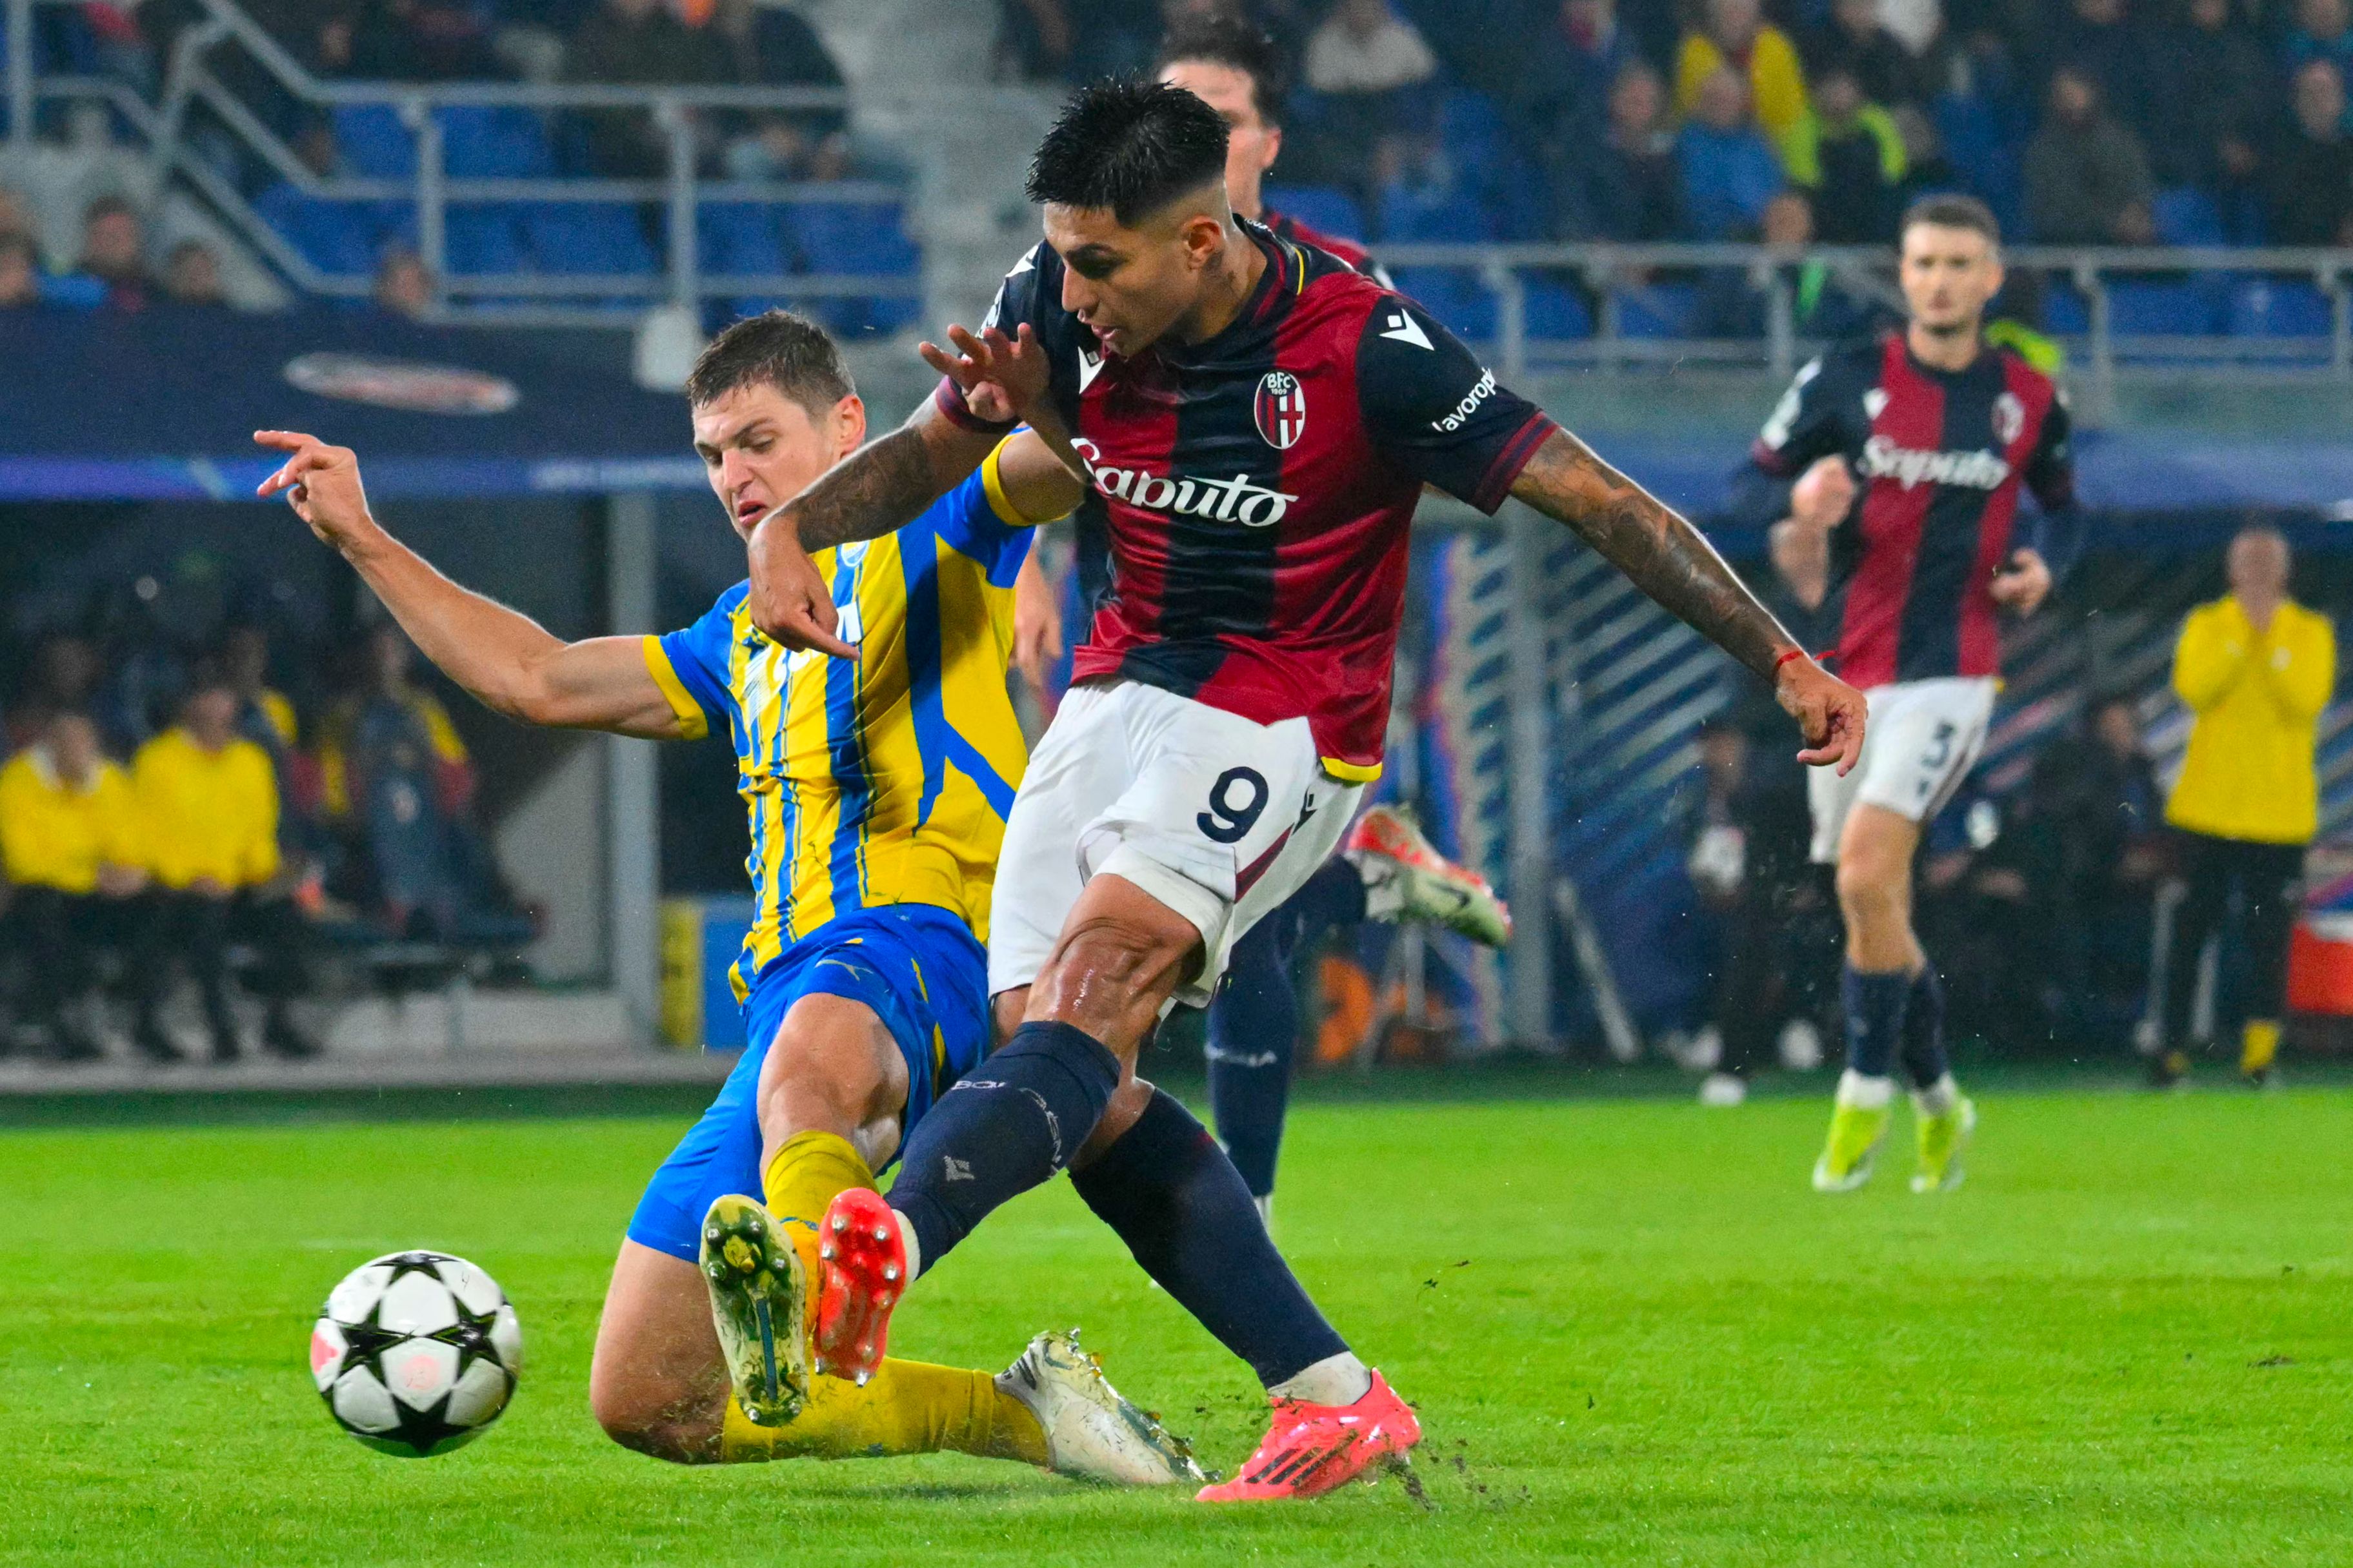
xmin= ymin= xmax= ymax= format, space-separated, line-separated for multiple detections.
xmin=523 ymin=203 xmax=656 ymax=276
xmin=255 ymin=183 xmax=387 ymax=278
xmin=2105 ymin=279 xmax=2223 ymax=337
xmin=2152 ymin=187 xmax=2223 ymax=247
xmin=437 ymin=106 xmax=554 ymax=179
xmin=784 ymin=199 xmax=921 ymax=334
xmin=2227 ymin=278 xmax=2334 ymax=337
xmin=1389 ymin=266 xmax=1496 ymax=341
xmin=1616 ymin=283 xmax=1697 ymax=338
xmin=333 ymin=104 xmax=416 ymax=179
xmin=1377 ymin=184 xmax=1495 ymax=243
xmin=698 ymin=203 xmax=790 ymax=277
xmin=2043 ymin=281 xmax=2089 ymax=334
xmin=1523 ymin=279 xmax=1594 ymax=341
xmin=1262 ymin=184 xmax=1367 ymax=242
xmin=442 ymin=205 xmax=527 ymax=276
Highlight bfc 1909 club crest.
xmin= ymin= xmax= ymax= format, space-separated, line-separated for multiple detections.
xmin=1254 ymin=371 xmax=1307 ymax=450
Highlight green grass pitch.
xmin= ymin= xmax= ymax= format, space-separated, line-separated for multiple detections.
xmin=3 ymin=1083 xmax=2348 ymax=1565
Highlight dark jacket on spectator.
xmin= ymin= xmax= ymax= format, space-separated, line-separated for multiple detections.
xmin=2139 ymin=15 xmax=2269 ymax=187
xmin=565 ymin=4 xmax=716 ymax=174
xmin=2260 ymin=123 xmax=2353 ymax=244
xmin=2024 ymin=110 xmax=2154 ymax=242
xmin=1802 ymin=17 xmax=1928 ymax=108
xmin=1576 ymin=124 xmax=1685 ymax=239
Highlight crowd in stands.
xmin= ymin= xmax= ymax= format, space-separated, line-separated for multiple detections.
xmin=0 ymin=610 xmax=528 ymax=1066
xmin=999 ymin=0 xmax=2353 ymax=251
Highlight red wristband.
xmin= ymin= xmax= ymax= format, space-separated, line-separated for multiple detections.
xmin=1774 ymin=648 xmax=1809 ymax=671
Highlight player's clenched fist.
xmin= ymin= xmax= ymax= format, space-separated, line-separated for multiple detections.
xmin=746 ymin=515 xmax=858 ymax=659
xmin=1789 ymin=455 xmax=1856 ymax=531
xmin=253 ymin=430 xmax=378 ymax=553
xmin=1776 ymin=654 xmax=1868 ymax=776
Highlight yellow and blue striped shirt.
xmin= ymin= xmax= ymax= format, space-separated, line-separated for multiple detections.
xmin=645 ymin=461 xmax=1040 ymax=1001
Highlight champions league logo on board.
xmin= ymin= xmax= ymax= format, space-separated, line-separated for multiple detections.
xmin=1253 ymin=371 xmax=1306 ymax=450
xmin=284 ymin=353 xmax=521 ymax=415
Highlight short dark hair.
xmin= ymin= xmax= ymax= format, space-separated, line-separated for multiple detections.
xmin=685 ymin=310 xmax=856 ymax=416
xmin=1155 ymin=15 xmax=1289 ymax=126
xmin=83 ymin=193 xmax=135 ymax=225
xmin=1027 ymin=77 xmax=1230 ymax=225
xmin=1901 ymin=193 xmax=2000 ymax=246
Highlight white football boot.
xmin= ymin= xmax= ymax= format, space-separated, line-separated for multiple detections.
xmin=994 ymin=1330 xmax=1205 ymax=1486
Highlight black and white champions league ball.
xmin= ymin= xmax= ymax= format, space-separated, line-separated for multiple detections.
xmin=310 ymin=1251 xmax=523 ymax=1457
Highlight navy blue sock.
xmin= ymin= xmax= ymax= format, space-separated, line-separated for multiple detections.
xmin=1841 ymin=964 xmax=1911 ymax=1078
xmin=1897 ymin=965 xmax=1949 ymax=1089
xmin=1071 ymin=1087 xmax=1349 ymax=1389
xmin=1206 ymin=859 xmax=1365 ymax=1198
xmin=889 ymin=1020 xmax=1119 ymax=1276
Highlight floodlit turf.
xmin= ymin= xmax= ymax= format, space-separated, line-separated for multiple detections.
xmin=2 ymin=1084 xmax=2348 ymax=1566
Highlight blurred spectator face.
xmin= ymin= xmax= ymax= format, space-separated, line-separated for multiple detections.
xmin=2294 ymin=61 xmax=2345 ymax=139
xmin=690 ymin=380 xmax=866 ymax=543
xmin=2048 ymin=68 xmax=2098 ymax=126
xmin=1899 ymin=218 xmax=2003 ymax=333
xmin=2072 ymin=0 xmax=2124 ymax=27
xmin=48 ymin=712 xmax=103 ymax=784
xmin=1706 ymin=0 xmax=1763 ymax=52
xmin=1563 ymin=0 xmax=1614 ymax=42
xmin=1337 ymin=0 xmax=1390 ymax=37
xmin=1609 ymin=63 xmax=1667 ymax=137
xmin=224 ymin=626 xmax=269 ymax=693
xmin=2301 ymin=0 xmax=2349 ymax=39
xmin=805 ymin=132 xmax=853 ymax=182
xmin=1814 ymin=67 xmax=1863 ymax=120
xmin=374 ymin=247 xmax=432 ymax=316
xmin=0 ymin=185 xmax=31 ymax=239
xmin=2188 ymin=0 xmax=2228 ymax=28
xmin=81 ymin=200 xmax=144 ymax=282
xmin=1761 ymin=189 xmax=1813 ymax=243
xmin=1697 ymin=724 xmax=1748 ymax=786
xmin=2227 ymin=528 xmax=2290 ymax=601
xmin=1162 ymin=58 xmax=1281 ymax=220
xmin=0 ymin=234 xmax=37 ymax=308
xmin=366 ymin=626 xmax=415 ymax=692
xmin=1692 ymin=65 xmax=1750 ymax=130
xmin=34 ymin=634 xmax=99 ymax=706
xmin=1832 ymin=0 xmax=1877 ymax=36
xmin=183 ymin=686 xmax=239 ymax=749
xmin=165 ymin=241 xmax=225 ymax=306
xmin=295 ymin=121 xmax=339 ymax=178
xmin=2091 ymin=699 xmax=2141 ymax=760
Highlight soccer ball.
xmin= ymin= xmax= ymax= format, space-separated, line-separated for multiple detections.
xmin=310 ymin=1251 xmax=523 ymax=1458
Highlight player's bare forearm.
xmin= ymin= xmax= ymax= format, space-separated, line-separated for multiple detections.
xmin=763 ymin=401 xmax=998 ymax=554
xmin=341 ymin=531 xmax=677 ymax=739
xmin=1512 ymin=429 xmax=1799 ymax=680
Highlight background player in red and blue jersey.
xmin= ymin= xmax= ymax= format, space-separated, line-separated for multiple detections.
xmin=745 ymin=79 xmax=1865 ymax=1500
xmin=1743 ymin=194 xmax=2082 ymax=1196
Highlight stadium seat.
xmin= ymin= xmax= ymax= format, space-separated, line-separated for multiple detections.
xmin=523 ymin=203 xmax=657 ymax=277
xmin=2105 ymin=279 xmax=2223 ymax=337
xmin=442 ymin=205 xmax=527 ymax=277
xmin=1377 ymin=184 xmax=1496 ymax=244
xmin=783 ymin=199 xmax=921 ymax=335
xmin=2227 ymin=278 xmax=2334 ymax=337
xmin=2043 ymin=281 xmax=2089 ymax=334
xmin=1389 ymin=266 xmax=1496 ymax=341
xmin=698 ymin=202 xmax=790 ymax=277
xmin=2152 ymin=187 xmax=2224 ymax=248
xmin=255 ymin=183 xmax=387 ymax=278
xmin=1262 ymin=184 xmax=1367 ymax=242
xmin=1616 ymin=282 xmax=1698 ymax=339
xmin=437 ymin=106 xmax=554 ymax=179
xmin=332 ymin=104 xmax=416 ymax=180
xmin=1523 ymin=279 xmax=1594 ymax=341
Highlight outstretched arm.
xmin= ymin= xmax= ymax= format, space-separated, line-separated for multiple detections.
xmin=254 ymin=432 xmax=684 ymax=739
xmin=1508 ymin=428 xmax=1865 ymax=771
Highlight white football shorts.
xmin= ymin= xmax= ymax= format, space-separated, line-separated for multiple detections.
xmin=1807 ymin=675 xmax=1997 ymax=863
xmin=986 ymin=679 xmax=1363 ymax=1009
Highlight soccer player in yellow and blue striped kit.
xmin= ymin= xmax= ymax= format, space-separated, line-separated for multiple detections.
xmin=253 ymin=310 xmax=1199 ymax=1484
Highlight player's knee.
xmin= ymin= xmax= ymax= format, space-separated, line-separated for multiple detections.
xmin=1046 ymin=912 xmax=1192 ymax=1002
xmin=590 ymin=1381 xmax=714 ymax=1465
xmin=756 ymin=993 xmax=903 ymax=1142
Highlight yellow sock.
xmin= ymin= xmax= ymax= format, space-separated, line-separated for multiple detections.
xmin=718 ymin=1129 xmax=1048 ymax=1468
xmin=2241 ymin=1019 xmax=2281 ymax=1077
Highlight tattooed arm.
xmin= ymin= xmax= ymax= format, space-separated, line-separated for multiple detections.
xmin=744 ymin=395 xmax=1002 ymax=654
xmin=1509 ymin=428 xmax=1866 ymax=772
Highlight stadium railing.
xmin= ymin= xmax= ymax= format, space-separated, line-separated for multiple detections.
xmin=1371 ymin=242 xmax=2353 ymax=415
xmin=3 ymin=0 xmax=921 ymax=329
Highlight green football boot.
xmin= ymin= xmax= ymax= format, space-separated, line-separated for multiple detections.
xmin=699 ymin=1194 xmax=809 ymax=1427
xmin=1811 ymin=1098 xmax=1891 ymax=1193
xmin=1910 ymin=1096 xmax=1977 ymax=1194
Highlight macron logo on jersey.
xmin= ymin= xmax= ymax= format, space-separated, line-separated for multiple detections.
xmin=1857 ymin=435 xmax=2012 ymax=490
xmin=1379 ymin=309 xmax=1432 ymax=349
xmin=1070 ymin=437 xmax=1301 ymax=526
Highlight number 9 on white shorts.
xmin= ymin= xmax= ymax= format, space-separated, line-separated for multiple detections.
xmin=986 ymin=680 xmax=1363 ymax=1008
